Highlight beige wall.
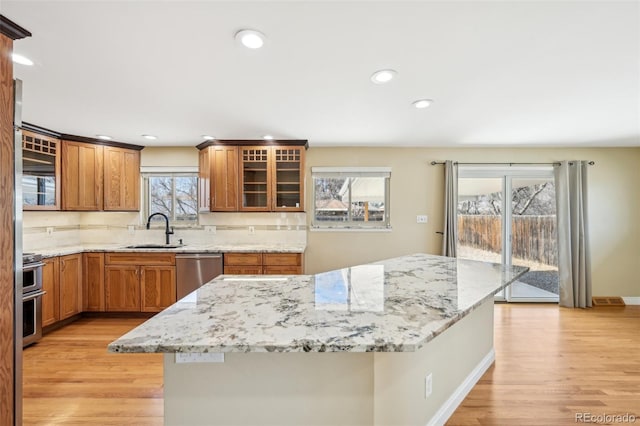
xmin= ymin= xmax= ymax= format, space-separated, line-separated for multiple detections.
xmin=305 ymin=147 xmax=640 ymax=297
xmin=141 ymin=146 xmax=198 ymax=167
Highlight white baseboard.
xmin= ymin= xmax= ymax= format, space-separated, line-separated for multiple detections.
xmin=623 ymin=297 xmax=640 ymax=305
xmin=426 ymin=348 xmax=496 ymax=426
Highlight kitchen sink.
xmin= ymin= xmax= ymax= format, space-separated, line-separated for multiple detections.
xmin=126 ymin=244 xmax=184 ymax=249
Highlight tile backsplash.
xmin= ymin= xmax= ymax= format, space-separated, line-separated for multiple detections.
xmin=23 ymin=211 xmax=307 ymax=251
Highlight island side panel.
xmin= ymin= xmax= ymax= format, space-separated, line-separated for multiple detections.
xmin=373 ymin=299 xmax=495 ymax=425
xmin=164 ymin=351 xmax=374 ymax=426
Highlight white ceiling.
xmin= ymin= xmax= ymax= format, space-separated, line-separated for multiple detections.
xmin=4 ymin=1 xmax=639 ymax=148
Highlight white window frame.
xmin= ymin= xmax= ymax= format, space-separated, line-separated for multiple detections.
xmin=311 ymin=167 xmax=391 ymax=231
xmin=142 ymin=166 xmax=199 ymax=226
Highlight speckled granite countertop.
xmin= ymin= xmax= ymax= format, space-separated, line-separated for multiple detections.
xmin=30 ymin=243 xmax=306 ymax=258
xmin=108 ymin=253 xmax=528 ymax=354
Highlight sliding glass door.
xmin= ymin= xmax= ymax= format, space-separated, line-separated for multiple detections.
xmin=457 ymin=168 xmax=559 ymax=303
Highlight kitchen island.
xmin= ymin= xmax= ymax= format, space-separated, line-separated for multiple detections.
xmin=109 ymin=253 xmax=527 ymax=425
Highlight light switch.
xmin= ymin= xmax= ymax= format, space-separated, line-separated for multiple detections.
xmin=417 ymin=215 xmax=428 ymax=224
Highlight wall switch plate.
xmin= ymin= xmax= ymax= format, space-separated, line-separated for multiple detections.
xmin=46 ymin=227 xmax=54 ymax=235
xmin=205 ymin=225 xmax=216 ymax=234
xmin=248 ymin=226 xmax=255 ymax=234
xmin=425 ymin=373 xmax=433 ymax=398
xmin=175 ymin=353 xmax=225 ymax=363
xmin=127 ymin=225 xmax=135 ymax=235
xmin=417 ymin=215 xmax=428 ymax=224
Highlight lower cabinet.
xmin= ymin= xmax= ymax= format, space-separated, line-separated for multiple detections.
xmin=84 ymin=252 xmax=105 ymax=311
xmin=223 ymin=252 xmax=303 ymax=275
xmin=42 ymin=257 xmax=60 ymax=327
xmin=59 ymin=253 xmax=83 ymax=320
xmin=105 ymin=253 xmax=176 ymax=313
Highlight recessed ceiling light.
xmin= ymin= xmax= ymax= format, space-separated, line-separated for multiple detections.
xmin=412 ymin=99 xmax=434 ymax=109
xmin=235 ymin=29 xmax=266 ymax=49
xmin=262 ymin=135 xmax=274 ymax=141
xmin=202 ymin=135 xmax=215 ymax=141
xmin=96 ymin=135 xmax=112 ymax=141
xmin=12 ymin=53 xmax=33 ymax=66
xmin=370 ymin=69 xmax=397 ymax=84
xmin=142 ymin=134 xmax=158 ymax=140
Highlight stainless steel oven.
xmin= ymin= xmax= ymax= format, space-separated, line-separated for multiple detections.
xmin=22 ymin=253 xmax=45 ymax=347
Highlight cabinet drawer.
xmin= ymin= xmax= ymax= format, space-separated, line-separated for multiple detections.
xmin=263 ymin=265 xmax=302 ymax=275
xmin=105 ymin=252 xmax=176 ymax=266
xmin=263 ymin=253 xmax=301 ymax=266
xmin=224 ymin=266 xmax=263 ymax=275
xmin=224 ymin=253 xmax=262 ymax=266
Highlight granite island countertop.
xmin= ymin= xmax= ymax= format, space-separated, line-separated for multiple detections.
xmin=108 ymin=253 xmax=528 ymax=354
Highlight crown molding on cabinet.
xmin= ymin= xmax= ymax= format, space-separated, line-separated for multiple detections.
xmin=196 ymin=139 xmax=309 ymax=151
xmin=0 ymin=15 xmax=31 ymax=40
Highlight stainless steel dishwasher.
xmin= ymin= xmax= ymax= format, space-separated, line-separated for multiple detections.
xmin=175 ymin=253 xmax=223 ymax=299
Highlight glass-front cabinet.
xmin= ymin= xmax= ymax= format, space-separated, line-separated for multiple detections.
xmin=239 ymin=147 xmax=270 ymax=211
xmin=22 ymin=130 xmax=60 ymax=210
xmin=238 ymin=146 xmax=305 ymax=212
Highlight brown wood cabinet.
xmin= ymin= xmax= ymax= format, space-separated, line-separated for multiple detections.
xmin=198 ymin=147 xmax=210 ymax=212
xmin=105 ymin=265 xmax=140 ymax=312
xmin=41 ymin=257 xmax=60 ymax=327
xmin=62 ymin=140 xmax=141 ymax=211
xmin=199 ymin=145 xmax=239 ymax=212
xmin=22 ymin=129 xmax=61 ymax=210
xmin=83 ymin=253 xmax=105 ymax=312
xmin=198 ymin=141 xmax=306 ymax=212
xmin=141 ymin=266 xmax=176 ymax=312
xmin=224 ymin=252 xmax=303 ymax=275
xmin=105 ymin=253 xmax=176 ymax=312
xmin=61 ymin=141 xmax=103 ymax=210
xmin=103 ymin=146 xmax=140 ymax=211
xmin=59 ymin=254 xmax=83 ymax=320
xmin=238 ymin=146 xmax=305 ymax=212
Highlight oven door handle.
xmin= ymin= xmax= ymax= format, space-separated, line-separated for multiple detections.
xmin=23 ymin=262 xmax=45 ymax=270
xmin=23 ymin=290 xmax=46 ymax=301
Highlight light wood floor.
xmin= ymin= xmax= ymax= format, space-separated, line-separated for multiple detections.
xmin=22 ymin=305 xmax=640 ymax=425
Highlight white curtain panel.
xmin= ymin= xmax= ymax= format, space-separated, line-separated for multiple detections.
xmin=441 ymin=160 xmax=458 ymax=257
xmin=554 ymin=160 xmax=592 ymax=308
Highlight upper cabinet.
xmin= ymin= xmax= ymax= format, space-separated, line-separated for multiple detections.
xmin=23 ymin=124 xmax=143 ymax=212
xmin=61 ymin=140 xmax=104 ymax=210
xmin=198 ymin=140 xmax=307 ymax=213
xmin=22 ymin=129 xmax=61 ymax=210
xmin=62 ymin=141 xmax=141 ymax=211
xmin=103 ymin=146 xmax=140 ymax=211
xmin=199 ymin=145 xmax=238 ymax=212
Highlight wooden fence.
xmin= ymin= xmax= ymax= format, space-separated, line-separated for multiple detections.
xmin=458 ymin=215 xmax=558 ymax=266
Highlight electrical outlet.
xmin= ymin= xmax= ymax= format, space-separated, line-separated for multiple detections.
xmin=46 ymin=227 xmax=54 ymax=235
xmin=205 ymin=225 xmax=217 ymax=234
xmin=175 ymin=353 xmax=224 ymax=363
xmin=417 ymin=215 xmax=428 ymax=224
xmin=249 ymin=226 xmax=255 ymax=234
xmin=425 ymin=373 xmax=433 ymax=398
xmin=127 ymin=225 xmax=135 ymax=235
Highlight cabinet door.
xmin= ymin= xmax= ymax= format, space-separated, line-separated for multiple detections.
xmin=84 ymin=253 xmax=105 ymax=312
xmin=272 ymin=147 xmax=304 ymax=211
xmin=238 ymin=147 xmax=271 ymax=211
xmin=61 ymin=141 xmax=103 ymax=210
xmin=198 ymin=147 xmax=210 ymax=211
xmin=22 ymin=130 xmax=61 ymax=210
xmin=105 ymin=265 xmax=140 ymax=311
xmin=59 ymin=254 xmax=83 ymax=320
xmin=224 ymin=252 xmax=262 ymax=266
xmin=41 ymin=257 xmax=59 ymax=327
xmin=211 ymin=146 xmax=238 ymax=211
xmin=140 ymin=266 xmax=176 ymax=312
xmin=104 ymin=146 xmax=140 ymax=211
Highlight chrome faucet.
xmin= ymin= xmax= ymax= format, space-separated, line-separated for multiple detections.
xmin=146 ymin=212 xmax=174 ymax=245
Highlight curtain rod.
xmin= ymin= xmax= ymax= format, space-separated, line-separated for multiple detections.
xmin=430 ymin=161 xmax=595 ymax=166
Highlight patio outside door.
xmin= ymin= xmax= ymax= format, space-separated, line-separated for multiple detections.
xmin=457 ymin=168 xmax=559 ymax=303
